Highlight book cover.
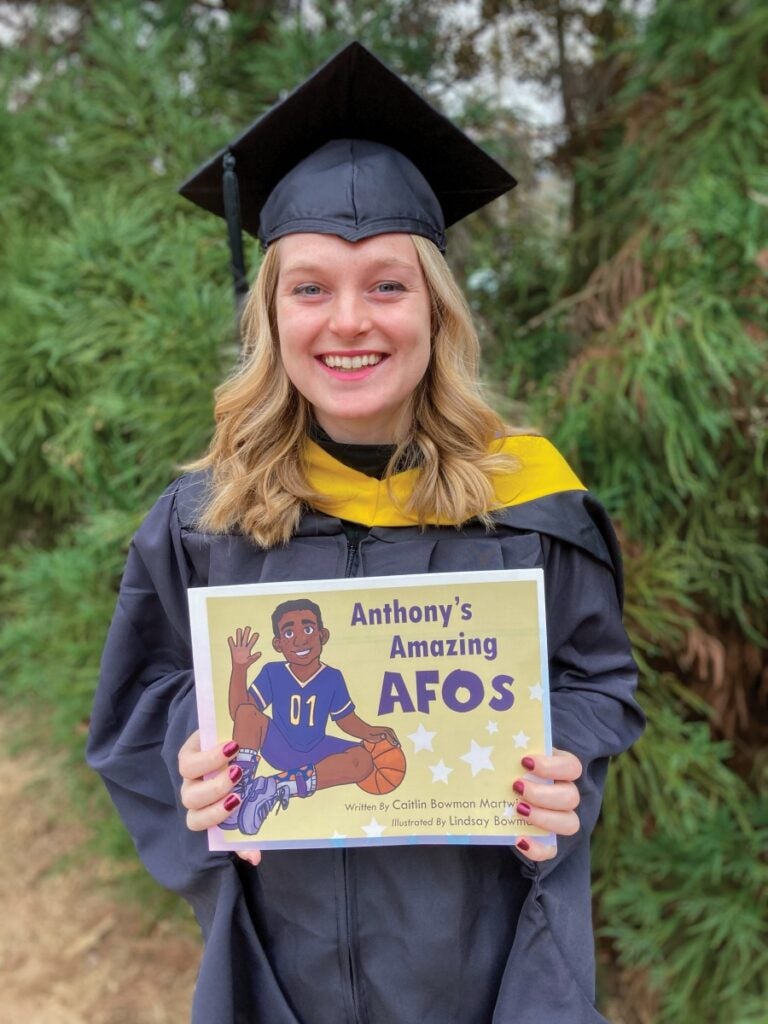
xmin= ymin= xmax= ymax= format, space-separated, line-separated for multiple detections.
xmin=189 ymin=570 xmax=554 ymax=851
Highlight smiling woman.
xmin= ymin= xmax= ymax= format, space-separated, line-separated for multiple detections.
xmin=86 ymin=42 xmax=644 ymax=1024
xmin=195 ymin=226 xmax=515 ymax=547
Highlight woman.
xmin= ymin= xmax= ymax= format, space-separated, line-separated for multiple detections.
xmin=88 ymin=44 xmax=644 ymax=1024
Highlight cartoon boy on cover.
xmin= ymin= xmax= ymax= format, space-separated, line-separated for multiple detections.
xmin=223 ymin=599 xmax=399 ymax=835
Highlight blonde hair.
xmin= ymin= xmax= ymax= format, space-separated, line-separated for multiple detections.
xmin=191 ymin=234 xmax=516 ymax=547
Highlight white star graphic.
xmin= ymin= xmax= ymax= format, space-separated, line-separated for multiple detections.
xmin=460 ymin=740 xmax=495 ymax=776
xmin=429 ymin=759 xmax=453 ymax=784
xmin=513 ymin=730 xmax=531 ymax=749
xmin=528 ymin=683 xmax=544 ymax=702
xmin=330 ymin=831 xmax=347 ymax=840
xmin=361 ymin=816 xmax=387 ymax=838
xmin=485 ymin=720 xmax=499 ymax=734
xmin=502 ymin=803 xmax=515 ymax=820
xmin=408 ymin=722 xmax=437 ymax=753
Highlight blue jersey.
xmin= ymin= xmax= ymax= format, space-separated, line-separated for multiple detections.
xmin=248 ymin=662 xmax=355 ymax=753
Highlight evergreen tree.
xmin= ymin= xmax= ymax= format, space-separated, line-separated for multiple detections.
xmin=510 ymin=3 xmax=767 ymax=1019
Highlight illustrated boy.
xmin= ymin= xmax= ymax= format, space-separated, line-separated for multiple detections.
xmin=223 ymin=599 xmax=399 ymax=835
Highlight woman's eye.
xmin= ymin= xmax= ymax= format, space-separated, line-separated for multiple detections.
xmin=294 ymin=284 xmax=323 ymax=296
xmin=375 ymin=281 xmax=404 ymax=293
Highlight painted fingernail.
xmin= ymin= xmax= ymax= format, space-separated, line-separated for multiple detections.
xmin=521 ymin=756 xmax=535 ymax=771
xmin=517 ymin=839 xmax=530 ymax=852
xmin=512 ymin=780 xmax=525 ymax=796
xmin=223 ymin=741 xmax=239 ymax=758
xmin=517 ymin=801 xmax=532 ymax=817
xmin=229 ymin=764 xmax=243 ymax=783
xmin=223 ymin=793 xmax=241 ymax=812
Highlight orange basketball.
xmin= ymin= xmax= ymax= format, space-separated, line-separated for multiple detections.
xmin=358 ymin=739 xmax=407 ymax=795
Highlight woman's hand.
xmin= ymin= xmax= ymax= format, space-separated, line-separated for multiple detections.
xmin=512 ymin=748 xmax=582 ymax=862
xmin=178 ymin=730 xmax=262 ymax=867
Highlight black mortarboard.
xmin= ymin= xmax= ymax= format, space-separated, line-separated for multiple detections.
xmin=179 ymin=42 xmax=516 ymax=299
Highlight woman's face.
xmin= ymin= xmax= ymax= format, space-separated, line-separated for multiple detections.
xmin=275 ymin=232 xmax=432 ymax=444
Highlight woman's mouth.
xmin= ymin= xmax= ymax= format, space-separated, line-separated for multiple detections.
xmin=320 ymin=353 xmax=384 ymax=371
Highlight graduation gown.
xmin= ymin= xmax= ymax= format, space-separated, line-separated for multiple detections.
xmin=87 ymin=436 xmax=644 ymax=1024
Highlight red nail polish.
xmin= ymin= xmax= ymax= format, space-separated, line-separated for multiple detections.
xmin=517 ymin=839 xmax=530 ymax=852
xmin=223 ymin=793 xmax=241 ymax=812
xmin=223 ymin=741 xmax=239 ymax=758
xmin=229 ymin=764 xmax=243 ymax=783
xmin=517 ymin=801 xmax=531 ymax=817
xmin=521 ymin=756 xmax=535 ymax=771
xmin=512 ymin=780 xmax=525 ymax=796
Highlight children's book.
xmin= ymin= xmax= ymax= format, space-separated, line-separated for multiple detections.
xmin=189 ymin=570 xmax=554 ymax=851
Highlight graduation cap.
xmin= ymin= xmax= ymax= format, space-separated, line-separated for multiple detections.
xmin=179 ymin=41 xmax=516 ymax=301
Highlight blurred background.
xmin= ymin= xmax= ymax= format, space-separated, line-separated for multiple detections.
xmin=0 ymin=1 xmax=765 ymax=1022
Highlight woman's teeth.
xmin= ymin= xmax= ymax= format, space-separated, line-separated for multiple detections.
xmin=322 ymin=353 xmax=383 ymax=370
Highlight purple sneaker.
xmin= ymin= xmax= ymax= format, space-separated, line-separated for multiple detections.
xmin=237 ymin=776 xmax=291 ymax=836
xmin=219 ymin=759 xmax=256 ymax=831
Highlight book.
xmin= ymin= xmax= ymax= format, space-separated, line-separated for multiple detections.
xmin=189 ymin=569 xmax=553 ymax=851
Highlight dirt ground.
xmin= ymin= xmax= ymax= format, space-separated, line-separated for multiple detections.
xmin=0 ymin=717 xmax=201 ymax=1024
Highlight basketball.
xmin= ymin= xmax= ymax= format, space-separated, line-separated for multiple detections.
xmin=358 ymin=738 xmax=407 ymax=795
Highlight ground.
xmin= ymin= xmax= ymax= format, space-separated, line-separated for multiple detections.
xmin=0 ymin=715 xmax=200 ymax=1024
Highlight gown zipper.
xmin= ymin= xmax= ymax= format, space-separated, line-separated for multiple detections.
xmin=340 ymin=521 xmax=368 ymax=1021
xmin=343 ymin=521 xmax=368 ymax=578
xmin=345 ymin=537 xmax=360 ymax=577
xmin=342 ymin=847 xmax=363 ymax=1022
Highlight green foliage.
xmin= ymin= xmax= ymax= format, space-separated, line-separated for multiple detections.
xmin=544 ymin=287 xmax=766 ymax=644
xmin=593 ymin=676 xmax=768 ymax=1023
xmin=0 ymin=9 xmax=244 ymax=542
xmin=534 ymin=2 xmax=768 ymax=1019
xmin=0 ymin=514 xmax=132 ymax=743
xmin=597 ymin=697 xmax=768 ymax=1021
xmin=0 ymin=510 xmax=148 ymax=873
xmin=465 ymin=179 xmax=573 ymax=394
xmin=524 ymin=0 xmax=768 ymax=644
xmin=247 ymin=0 xmax=447 ymax=90
xmin=601 ymin=806 xmax=768 ymax=1024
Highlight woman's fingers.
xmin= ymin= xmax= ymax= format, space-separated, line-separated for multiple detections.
xmin=515 ymin=802 xmax=580 ymax=836
xmin=520 ymin=749 xmax=582 ymax=782
xmin=181 ymin=761 xmax=240 ymax=813
xmin=178 ymin=731 xmax=243 ymax=830
xmin=237 ymin=850 xmax=262 ymax=867
xmin=514 ymin=837 xmax=558 ymax=862
xmin=177 ymin=733 xmax=261 ymax=862
xmin=513 ymin=777 xmax=580 ymax=812
xmin=512 ymin=748 xmax=583 ymax=856
xmin=184 ymin=794 xmax=242 ymax=832
xmin=513 ymin=748 xmax=582 ymax=819
xmin=178 ymin=730 xmax=239 ymax=780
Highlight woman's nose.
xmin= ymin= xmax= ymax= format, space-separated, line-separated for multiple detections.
xmin=328 ymin=292 xmax=372 ymax=339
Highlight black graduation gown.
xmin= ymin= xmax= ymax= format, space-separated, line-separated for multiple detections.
xmin=87 ymin=458 xmax=644 ymax=1024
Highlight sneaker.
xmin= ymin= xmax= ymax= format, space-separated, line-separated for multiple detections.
xmin=219 ymin=759 xmax=256 ymax=831
xmin=237 ymin=776 xmax=291 ymax=836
